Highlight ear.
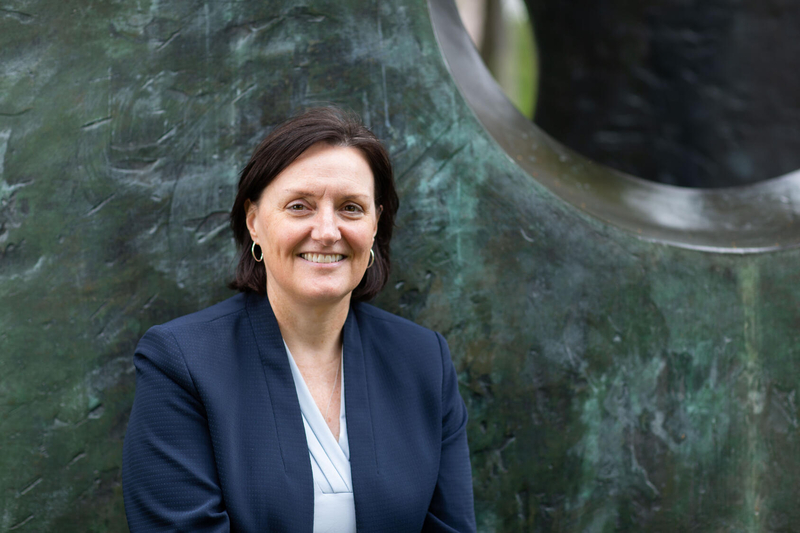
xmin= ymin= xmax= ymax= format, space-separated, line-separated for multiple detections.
xmin=374 ymin=205 xmax=383 ymax=239
xmin=245 ymin=199 xmax=259 ymax=242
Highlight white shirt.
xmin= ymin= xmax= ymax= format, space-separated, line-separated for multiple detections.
xmin=285 ymin=344 xmax=357 ymax=533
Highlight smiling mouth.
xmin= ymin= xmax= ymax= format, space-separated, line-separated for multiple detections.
xmin=300 ymin=253 xmax=345 ymax=264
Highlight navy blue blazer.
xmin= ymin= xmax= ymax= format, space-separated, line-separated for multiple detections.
xmin=122 ymin=292 xmax=475 ymax=532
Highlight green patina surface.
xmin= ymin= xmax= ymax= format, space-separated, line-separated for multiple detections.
xmin=1 ymin=1 xmax=799 ymax=531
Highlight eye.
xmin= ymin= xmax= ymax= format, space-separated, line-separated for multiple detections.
xmin=342 ymin=204 xmax=364 ymax=214
xmin=288 ymin=203 xmax=308 ymax=212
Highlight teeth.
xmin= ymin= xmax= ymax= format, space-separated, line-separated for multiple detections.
xmin=301 ymin=253 xmax=344 ymax=264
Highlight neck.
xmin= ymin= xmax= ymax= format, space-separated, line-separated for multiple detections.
xmin=267 ymin=286 xmax=350 ymax=365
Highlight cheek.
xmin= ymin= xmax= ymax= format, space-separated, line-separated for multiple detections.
xmin=345 ymin=226 xmax=375 ymax=250
xmin=263 ymin=222 xmax=304 ymax=253
xmin=272 ymin=235 xmax=300 ymax=256
xmin=355 ymin=233 xmax=372 ymax=254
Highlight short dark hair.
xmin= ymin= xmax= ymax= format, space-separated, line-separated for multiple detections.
xmin=229 ymin=107 xmax=399 ymax=301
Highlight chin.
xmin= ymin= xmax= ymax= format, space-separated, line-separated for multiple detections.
xmin=297 ymin=286 xmax=357 ymax=305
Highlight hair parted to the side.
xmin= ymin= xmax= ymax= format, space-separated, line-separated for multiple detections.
xmin=229 ymin=106 xmax=399 ymax=302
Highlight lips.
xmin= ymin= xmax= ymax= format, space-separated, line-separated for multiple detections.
xmin=300 ymin=253 xmax=345 ymax=264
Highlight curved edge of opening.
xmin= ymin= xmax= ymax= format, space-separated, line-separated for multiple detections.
xmin=429 ymin=0 xmax=800 ymax=254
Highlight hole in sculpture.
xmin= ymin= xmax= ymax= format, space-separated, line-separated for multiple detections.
xmin=456 ymin=0 xmax=800 ymax=189
xmin=454 ymin=0 xmax=538 ymax=119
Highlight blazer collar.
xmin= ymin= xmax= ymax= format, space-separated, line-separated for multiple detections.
xmin=244 ymin=294 xmax=379 ymax=528
xmin=340 ymin=302 xmax=381 ymax=529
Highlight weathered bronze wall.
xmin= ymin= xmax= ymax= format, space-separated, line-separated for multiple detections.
xmin=2 ymin=0 xmax=799 ymax=532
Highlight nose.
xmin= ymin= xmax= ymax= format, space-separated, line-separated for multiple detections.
xmin=311 ymin=205 xmax=341 ymax=245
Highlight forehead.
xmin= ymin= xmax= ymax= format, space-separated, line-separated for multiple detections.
xmin=268 ymin=143 xmax=375 ymax=196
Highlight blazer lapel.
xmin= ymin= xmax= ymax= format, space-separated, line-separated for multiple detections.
xmin=343 ymin=305 xmax=380 ymax=529
xmin=245 ymin=293 xmax=314 ymax=530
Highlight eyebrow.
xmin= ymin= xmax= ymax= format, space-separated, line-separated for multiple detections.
xmin=282 ymin=189 xmax=372 ymax=202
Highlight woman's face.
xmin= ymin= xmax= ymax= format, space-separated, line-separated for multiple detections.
xmin=245 ymin=142 xmax=380 ymax=308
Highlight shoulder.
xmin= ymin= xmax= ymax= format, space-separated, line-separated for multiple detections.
xmin=351 ymin=302 xmax=449 ymax=381
xmin=133 ymin=293 xmax=258 ymax=400
xmin=160 ymin=292 xmax=249 ymax=330
xmin=353 ymin=302 xmax=442 ymax=346
xmin=151 ymin=292 xmax=248 ymax=337
xmin=136 ymin=293 xmax=249 ymax=361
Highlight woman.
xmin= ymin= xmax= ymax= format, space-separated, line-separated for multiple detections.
xmin=122 ymin=107 xmax=476 ymax=532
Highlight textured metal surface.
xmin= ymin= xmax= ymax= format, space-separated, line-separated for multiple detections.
xmin=2 ymin=0 xmax=800 ymax=532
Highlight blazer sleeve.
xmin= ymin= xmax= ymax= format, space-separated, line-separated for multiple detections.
xmin=423 ymin=333 xmax=477 ymax=532
xmin=122 ymin=325 xmax=231 ymax=533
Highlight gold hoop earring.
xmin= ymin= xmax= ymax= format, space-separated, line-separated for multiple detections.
xmin=251 ymin=241 xmax=263 ymax=262
xmin=367 ymin=248 xmax=375 ymax=268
